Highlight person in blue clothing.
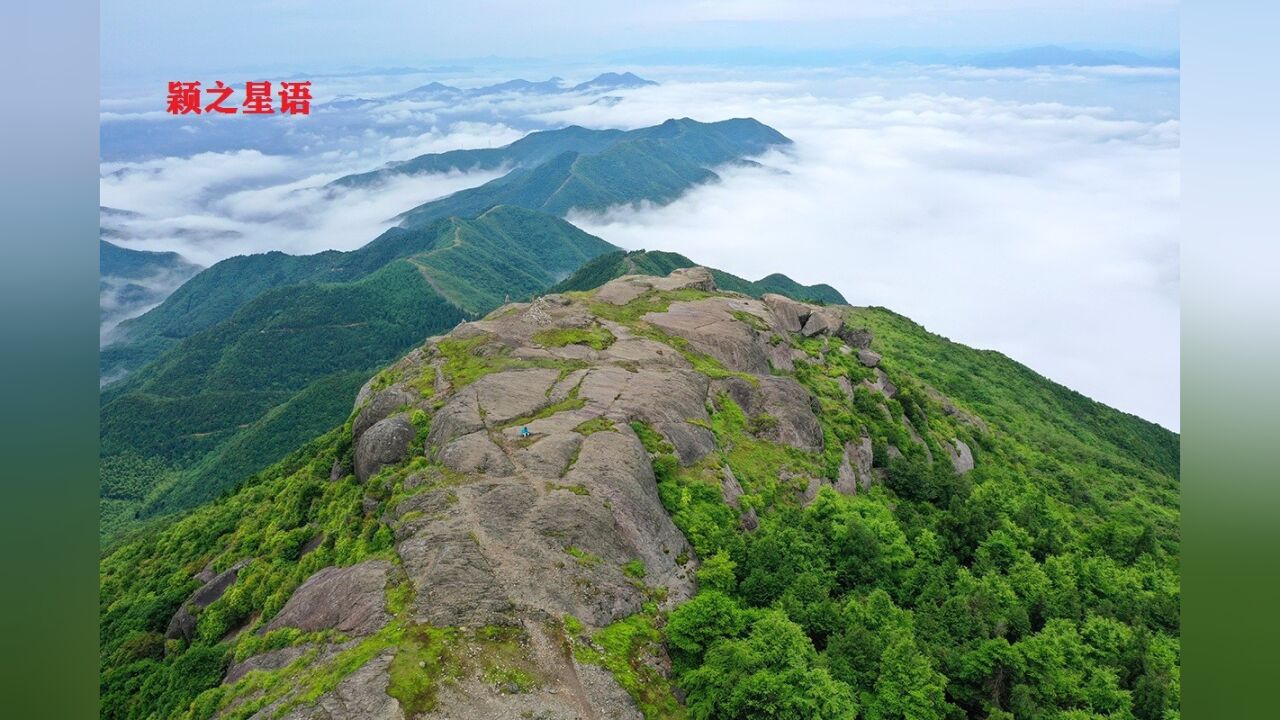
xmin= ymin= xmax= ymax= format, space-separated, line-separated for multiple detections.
xmin=520 ymin=426 xmax=531 ymax=438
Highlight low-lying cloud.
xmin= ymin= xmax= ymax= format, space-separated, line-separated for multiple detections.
xmin=559 ymin=78 xmax=1179 ymax=430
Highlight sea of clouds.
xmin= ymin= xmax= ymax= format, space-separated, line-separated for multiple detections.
xmin=98 ymin=62 xmax=1179 ymax=429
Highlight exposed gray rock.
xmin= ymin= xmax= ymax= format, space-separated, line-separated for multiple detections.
xmin=801 ymin=308 xmax=842 ymax=337
xmin=864 ymin=367 xmax=898 ymax=399
xmin=838 ymin=327 xmax=874 ymax=349
xmin=594 ymin=266 xmax=716 ymax=306
xmin=644 ymin=298 xmax=771 ymax=375
xmin=857 ymin=349 xmax=881 ymax=368
xmin=709 ymin=376 xmax=823 ymax=453
xmin=761 ymin=293 xmax=807 ymax=332
xmin=720 ymin=464 xmax=744 ymax=508
xmin=166 ymin=561 xmax=247 ymax=640
xmin=947 ymin=439 xmax=975 ymax=475
xmin=739 ymin=507 xmax=760 ymax=532
xmin=835 ymin=433 xmax=874 ymax=495
xmin=273 ymin=652 xmax=402 ymax=720
xmin=354 ymin=414 xmax=416 ymax=482
xmin=224 ymin=644 xmax=313 ymax=684
xmin=798 ymin=476 xmax=823 ymax=507
xmin=264 ymin=560 xmax=392 ymax=637
xmin=352 ymin=387 xmax=418 ymax=441
xmin=440 ymin=431 xmax=514 ymax=477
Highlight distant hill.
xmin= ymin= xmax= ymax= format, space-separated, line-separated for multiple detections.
xmin=552 ymin=249 xmax=846 ymax=305
xmin=99 ymin=239 xmax=202 ymax=344
xmin=389 ymin=71 xmax=657 ymax=102
xmin=395 ymin=117 xmax=790 ymax=227
xmin=99 ymin=117 xmax=804 ymax=538
xmin=99 ymin=207 xmax=615 ymax=534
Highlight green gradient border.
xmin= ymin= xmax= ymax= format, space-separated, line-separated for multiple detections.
xmin=1182 ymin=2 xmax=1280 ymax=718
xmin=0 ymin=0 xmax=100 ymax=715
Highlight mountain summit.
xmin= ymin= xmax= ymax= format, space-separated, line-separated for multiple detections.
xmin=101 ymin=267 xmax=1179 ymax=720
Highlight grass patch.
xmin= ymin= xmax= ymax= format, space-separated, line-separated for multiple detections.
xmin=533 ymin=325 xmax=616 ymax=351
xmin=622 ymin=560 xmax=647 ymax=579
xmin=731 ymin=310 xmax=770 ymax=332
xmin=574 ymin=417 xmax=616 ymax=436
xmin=573 ymin=613 xmax=686 ymax=720
xmin=565 ymin=546 xmax=603 ymax=567
xmin=437 ymin=335 xmax=586 ymax=389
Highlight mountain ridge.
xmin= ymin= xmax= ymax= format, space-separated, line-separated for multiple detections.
xmin=99 ymin=266 xmax=1179 ymax=720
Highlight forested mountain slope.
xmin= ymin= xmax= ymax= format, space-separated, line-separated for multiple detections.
xmin=100 ymin=267 xmax=1179 ymax=720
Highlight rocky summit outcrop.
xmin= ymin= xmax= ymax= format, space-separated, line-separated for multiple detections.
xmin=263 ymin=560 xmax=393 ymax=636
xmin=206 ymin=267 xmax=984 ymax=720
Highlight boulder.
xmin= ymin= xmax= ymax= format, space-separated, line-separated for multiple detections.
xmin=720 ymin=464 xmax=744 ymax=508
xmin=354 ymin=414 xmax=416 ymax=482
xmin=947 ymin=439 xmax=975 ymax=475
xmin=352 ymin=387 xmax=418 ymax=441
xmin=857 ymin=349 xmax=881 ymax=368
xmin=838 ymin=327 xmax=874 ymax=349
xmin=801 ymin=308 xmax=842 ymax=337
xmin=264 ymin=560 xmax=393 ymax=636
xmin=165 ymin=561 xmax=247 ymax=640
xmin=761 ymin=293 xmax=807 ymax=332
xmin=835 ymin=433 xmax=874 ymax=495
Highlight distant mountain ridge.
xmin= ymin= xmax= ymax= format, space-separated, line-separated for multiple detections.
xmin=99 ymin=234 xmax=202 ymax=345
xmin=99 ymin=117 xmax=826 ymax=538
xmin=553 ymin=249 xmax=845 ymax=305
xmin=395 ymin=117 xmax=790 ymax=227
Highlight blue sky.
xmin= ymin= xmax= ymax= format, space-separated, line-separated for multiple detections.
xmin=103 ymin=0 xmax=1178 ymax=79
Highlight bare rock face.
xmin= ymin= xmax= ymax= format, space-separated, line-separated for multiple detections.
xmin=353 ymin=387 xmax=418 ymax=441
xmin=836 ymin=433 xmax=875 ymax=495
xmin=263 ymin=560 xmax=393 ymax=636
xmin=440 ymin=431 xmax=515 ymax=476
xmin=220 ymin=268 xmax=947 ymax=720
xmin=644 ymin=297 xmax=773 ymax=375
xmin=761 ymin=293 xmax=808 ymax=332
xmin=800 ymin=309 xmax=842 ymax=337
xmin=864 ymin=367 xmax=898 ymax=399
xmin=594 ymin=266 xmax=715 ymax=305
xmin=166 ymin=561 xmax=247 ymax=640
xmin=838 ymin=327 xmax=874 ymax=350
xmin=721 ymin=465 xmax=744 ymax=508
xmin=273 ymin=653 xmax=402 ymax=720
xmin=354 ymin=414 xmax=416 ymax=482
xmin=710 ymin=376 xmax=824 ymax=453
xmin=947 ymin=439 xmax=976 ymax=474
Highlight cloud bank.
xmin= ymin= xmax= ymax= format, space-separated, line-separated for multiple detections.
xmin=557 ymin=78 xmax=1179 ymax=430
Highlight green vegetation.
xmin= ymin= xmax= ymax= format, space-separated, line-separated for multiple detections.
xmin=573 ymin=417 xmax=616 ymax=436
xmin=565 ymin=546 xmax=603 ymax=567
xmin=533 ymin=323 xmax=616 ymax=350
xmin=641 ymin=307 xmax=1179 ymax=720
xmin=553 ymin=249 xmax=846 ymax=305
xmin=397 ymin=118 xmax=791 ymax=228
xmin=572 ymin=612 xmax=687 ymax=720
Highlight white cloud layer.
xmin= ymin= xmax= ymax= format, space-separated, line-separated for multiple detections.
xmin=98 ymin=67 xmax=1179 ymax=430
xmin=558 ymin=80 xmax=1179 ymax=430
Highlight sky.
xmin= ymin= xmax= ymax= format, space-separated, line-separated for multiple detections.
xmin=102 ymin=0 xmax=1178 ymax=79
xmin=98 ymin=2 xmax=1180 ymax=430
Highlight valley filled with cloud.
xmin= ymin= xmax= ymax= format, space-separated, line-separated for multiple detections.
xmin=99 ymin=60 xmax=1179 ymax=428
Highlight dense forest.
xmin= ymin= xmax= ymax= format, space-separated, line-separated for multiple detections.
xmin=99 ymin=277 xmax=1178 ymax=720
